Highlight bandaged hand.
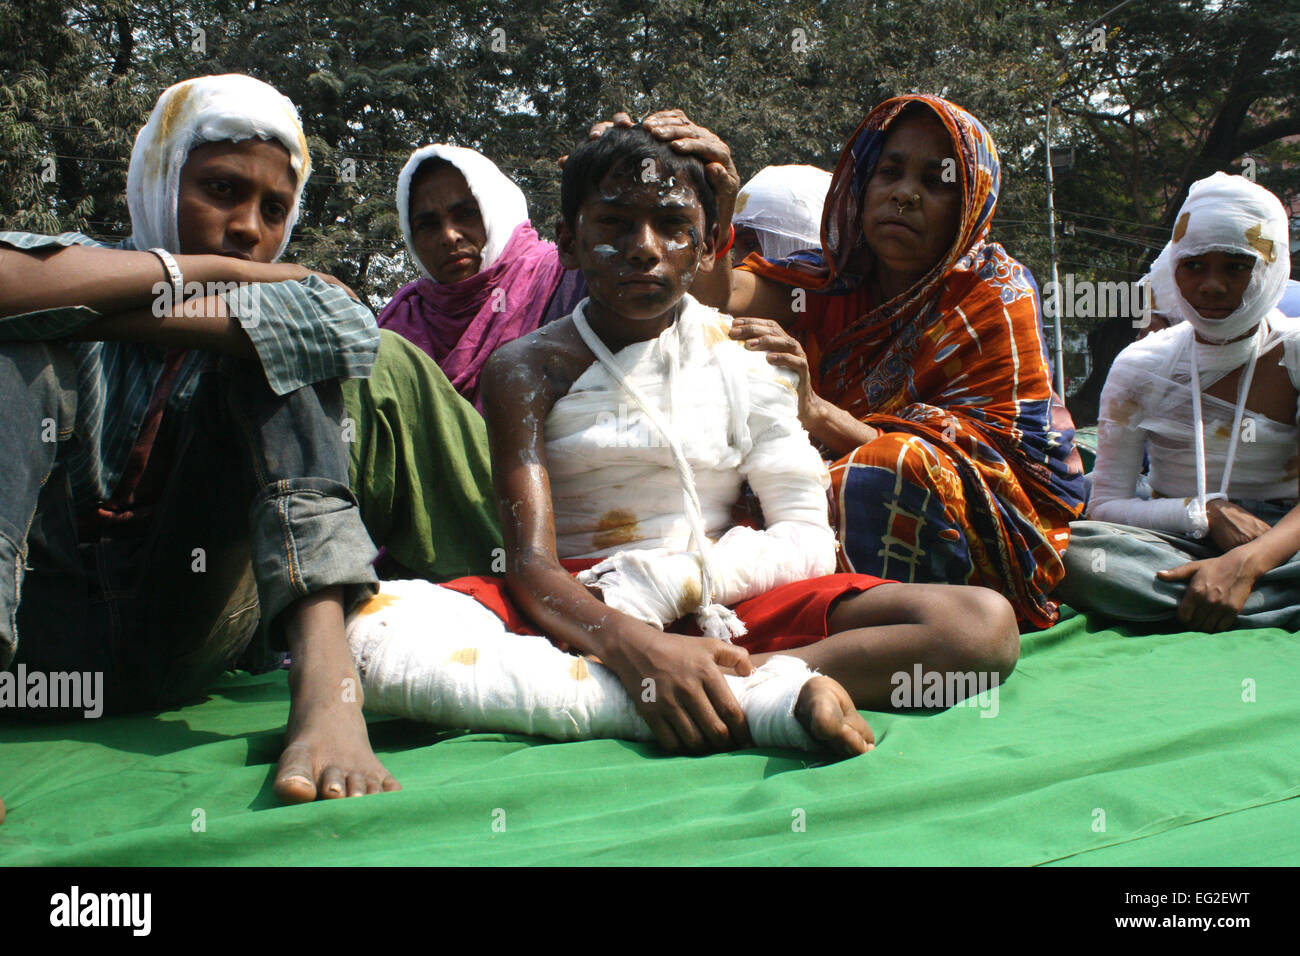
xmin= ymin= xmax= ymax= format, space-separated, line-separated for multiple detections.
xmin=577 ymin=519 xmax=835 ymax=631
xmin=577 ymin=548 xmax=702 ymax=628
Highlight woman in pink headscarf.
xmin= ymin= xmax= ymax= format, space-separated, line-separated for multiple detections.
xmin=378 ymin=145 xmax=586 ymax=409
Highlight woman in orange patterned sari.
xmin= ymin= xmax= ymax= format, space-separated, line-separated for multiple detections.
xmin=725 ymin=95 xmax=1086 ymax=628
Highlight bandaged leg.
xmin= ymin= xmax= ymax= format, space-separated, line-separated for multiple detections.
xmin=345 ymin=579 xmax=818 ymax=750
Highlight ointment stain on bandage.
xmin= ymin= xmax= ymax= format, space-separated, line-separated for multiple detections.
xmin=1173 ymin=212 xmax=1190 ymax=242
xmin=158 ymin=81 xmax=196 ymax=142
xmin=592 ymin=508 xmax=639 ymax=550
xmin=1245 ymin=223 xmax=1276 ymax=262
xmin=1109 ymin=397 xmax=1140 ymax=427
xmin=1214 ymin=422 xmax=1232 ymax=439
xmin=568 ymin=657 xmax=591 ymax=681
xmin=680 ymin=575 xmax=701 ymax=611
xmin=704 ymin=319 xmax=729 ymax=347
xmin=448 ymin=647 xmax=478 ymax=666
xmin=356 ymin=592 xmax=401 ymax=616
xmin=148 ymin=81 xmax=197 ymax=185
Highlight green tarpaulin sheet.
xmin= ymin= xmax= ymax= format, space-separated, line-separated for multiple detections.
xmin=2 ymin=607 xmax=1296 ymax=865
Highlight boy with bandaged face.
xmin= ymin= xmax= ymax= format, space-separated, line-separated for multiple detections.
xmin=347 ymin=124 xmax=1020 ymax=753
xmin=1060 ymin=174 xmax=1300 ymax=632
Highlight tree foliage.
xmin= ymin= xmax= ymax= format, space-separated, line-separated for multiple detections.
xmin=3 ymin=0 xmax=1296 ymax=414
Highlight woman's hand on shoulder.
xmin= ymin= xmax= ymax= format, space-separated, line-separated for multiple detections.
xmin=729 ymin=316 xmax=827 ymax=430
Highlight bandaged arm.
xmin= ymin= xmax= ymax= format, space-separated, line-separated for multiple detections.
xmin=1088 ymin=378 xmax=1205 ymax=535
xmin=580 ymin=366 xmax=836 ymax=627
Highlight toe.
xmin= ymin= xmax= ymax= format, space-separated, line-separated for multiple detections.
xmin=347 ymin=772 xmax=368 ymax=797
xmin=319 ymin=766 xmax=347 ymax=800
xmin=0 ymin=795 xmax=6 ymax=824
xmin=850 ymin=711 xmax=875 ymax=748
xmin=274 ymin=743 xmax=318 ymax=805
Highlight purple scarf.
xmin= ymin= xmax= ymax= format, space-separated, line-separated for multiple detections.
xmin=378 ymin=220 xmax=566 ymax=409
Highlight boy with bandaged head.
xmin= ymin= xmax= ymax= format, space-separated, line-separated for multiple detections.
xmin=0 ymin=75 xmax=397 ymax=807
xmin=1060 ymin=173 xmax=1300 ymax=632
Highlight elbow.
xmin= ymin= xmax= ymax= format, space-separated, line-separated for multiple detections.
xmin=1086 ymin=497 xmax=1118 ymax=522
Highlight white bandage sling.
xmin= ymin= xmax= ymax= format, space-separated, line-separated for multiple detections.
xmin=569 ymin=301 xmax=745 ymax=641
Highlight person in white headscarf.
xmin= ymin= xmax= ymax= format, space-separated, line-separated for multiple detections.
xmin=126 ymin=73 xmax=311 ymax=261
xmin=378 ymin=145 xmax=587 ymax=409
xmin=1057 ymin=172 xmax=1300 ymax=632
xmin=731 ymin=165 xmax=832 ymax=263
xmin=0 ymin=74 xmax=398 ymax=806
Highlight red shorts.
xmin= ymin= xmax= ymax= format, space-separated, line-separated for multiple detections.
xmin=439 ymin=560 xmax=892 ymax=654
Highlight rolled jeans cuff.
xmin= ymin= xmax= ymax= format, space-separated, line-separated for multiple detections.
xmin=0 ymin=529 xmax=23 ymax=670
xmin=249 ymin=476 xmax=378 ymax=642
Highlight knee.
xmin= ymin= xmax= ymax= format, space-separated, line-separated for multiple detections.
xmin=921 ymin=585 xmax=1020 ymax=681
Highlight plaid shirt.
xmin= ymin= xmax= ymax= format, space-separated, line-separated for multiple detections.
xmin=0 ymin=231 xmax=379 ymax=502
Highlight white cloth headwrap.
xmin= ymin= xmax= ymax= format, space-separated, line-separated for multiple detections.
xmin=127 ymin=74 xmax=311 ymax=261
xmin=395 ymin=144 xmax=529 ymax=280
xmin=732 ymin=165 xmax=832 ymax=260
xmin=1166 ymin=172 xmax=1290 ymax=344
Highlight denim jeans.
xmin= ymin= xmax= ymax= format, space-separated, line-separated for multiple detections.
xmin=1056 ymin=500 xmax=1300 ymax=632
xmin=0 ymin=341 xmax=378 ymax=716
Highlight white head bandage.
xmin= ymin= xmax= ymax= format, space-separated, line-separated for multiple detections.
xmin=395 ymin=144 xmax=529 ymax=281
xmin=1166 ymin=171 xmax=1290 ymax=344
xmin=126 ymin=74 xmax=310 ymax=261
xmin=1138 ymin=241 xmax=1178 ymax=324
xmin=732 ymin=165 xmax=832 ymax=260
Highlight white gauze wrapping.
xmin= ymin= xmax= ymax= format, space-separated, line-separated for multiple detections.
xmin=395 ymin=144 xmax=529 ymax=280
xmin=733 ymin=165 xmax=833 ymax=260
xmin=1138 ymin=242 xmax=1178 ymax=326
xmin=346 ymin=580 xmax=818 ymax=750
xmin=1164 ymin=172 xmax=1291 ymax=344
xmin=127 ymin=74 xmax=311 ymax=260
xmin=1090 ymin=174 xmax=1298 ymax=534
xmin=546 ymin=296 xmax=836 ymax=633
xmin=1090 ymin=320 xmax=1300 ymax=533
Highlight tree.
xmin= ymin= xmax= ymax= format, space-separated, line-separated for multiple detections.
xmin=1044 ymin=0 xmax=1299 ymax=423
xmin=4 ymin=0 xmax=1294 ymax=388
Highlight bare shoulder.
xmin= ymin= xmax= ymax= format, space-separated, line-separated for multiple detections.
xmin=483 ymin=316 xmax=597 ymax=420
xmin=732 ymin=268 xmax=803 ymax=327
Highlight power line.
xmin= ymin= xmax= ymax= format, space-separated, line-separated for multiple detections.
xmin=1056 ymin=207 xmax=1170 ymax=234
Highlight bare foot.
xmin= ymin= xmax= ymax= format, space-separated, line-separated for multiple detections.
xmin=795 ymin=676 xmax=874 ymax=758
xmin=274 ymin=587 xmax=401 ymax=803
xmin=274 ymin=695 xmax=400 ymax=803
xmin=0 ymin=794 xmax=6 ymax=824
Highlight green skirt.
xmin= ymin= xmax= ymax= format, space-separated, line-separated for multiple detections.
xmin=343 ymin=330 xmax=502 ymax=581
